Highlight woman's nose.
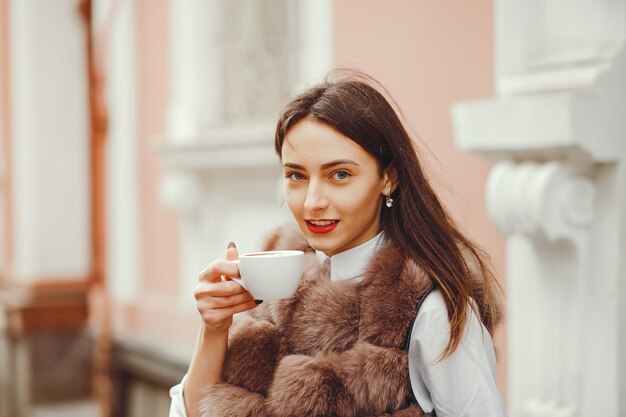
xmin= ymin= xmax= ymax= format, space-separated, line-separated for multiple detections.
xmin=303 ymin=181 xmax=329 ymax=211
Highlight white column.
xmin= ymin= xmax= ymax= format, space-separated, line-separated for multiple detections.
xmin=9 ymin=0 xmax=91 ymax=282
xmin=452 ymin=1 xmax=626 ymax=416
xmin=295 ymin=0 xmax=333 ymax=92
xmin=166 ymin=0 xmax=223 ymax=140
xmin=158 ymin=172 xmax=205 ymax=308
xmin=94 ymin=0 xmax=140 ymax=301
xmin=0 ymin=13 xmax=9 ymax=272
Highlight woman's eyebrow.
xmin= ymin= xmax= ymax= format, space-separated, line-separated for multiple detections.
xmin=283 ymin=159 xmax=360 ymax=170
xmin=283 ymin=162 xmax=305 ymax=170
xmin=320 ymin=159 xmax=360 ymax=169
xmin=283 ymin=159 xmax=360 ymax=171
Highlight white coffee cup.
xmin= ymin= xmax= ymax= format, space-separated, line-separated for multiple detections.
xmin=231 ymin=250 xmax=304 ymax=300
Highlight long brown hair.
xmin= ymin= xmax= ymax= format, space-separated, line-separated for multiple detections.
xmin=274 ymin=71 xmax=503 ymax=359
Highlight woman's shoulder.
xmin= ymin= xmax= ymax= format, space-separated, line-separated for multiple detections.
xmin=414 ymin=288 xmax=450 ymax=333
xmin=418 ymin=288 xmax=446 ymax=315
xmin=413 ymin=289 xmax=492 ymax=345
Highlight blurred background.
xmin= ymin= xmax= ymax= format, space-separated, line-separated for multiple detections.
xmin=1 ymin=0 xmax=625 ymax=416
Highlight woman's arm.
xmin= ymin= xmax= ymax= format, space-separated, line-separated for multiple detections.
xmin=182 ymin=326 xmax=229 ymax=416
xmin=408 ymin=289 xmax=507 ymax=417
xmin=182 ymin=244 xmax=259 ymax=417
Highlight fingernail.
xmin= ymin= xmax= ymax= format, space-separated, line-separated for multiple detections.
xmin=255 ymin=300 xmax=263 ymax=305
xmin=227 ymin=241 xmax=236 ymax=249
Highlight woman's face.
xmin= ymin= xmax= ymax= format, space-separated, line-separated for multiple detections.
xmin=281 ymin=119 xmax=390 ymax=256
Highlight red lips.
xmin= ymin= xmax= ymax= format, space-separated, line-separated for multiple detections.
xmin=305 ymin=219 xmax=339 ymax=234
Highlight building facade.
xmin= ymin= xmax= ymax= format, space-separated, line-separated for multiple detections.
xmin=3 ymin=1 xmax=622 ymax=417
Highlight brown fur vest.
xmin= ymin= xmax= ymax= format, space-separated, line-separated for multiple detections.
xmin=199 ymin=225 xmax=490 ymax=417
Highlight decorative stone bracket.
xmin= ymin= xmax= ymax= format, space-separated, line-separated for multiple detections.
xmin=452 ymin=1 xmax=626 ymax=416
xmin=486 ymin=161 xmax=596 ymax=243
xmin=485 ymin=160 xmax=598 ymax=417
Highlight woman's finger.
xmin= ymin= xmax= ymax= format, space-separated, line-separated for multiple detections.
xmin=194 ymin=280 xmax=248 ymax=299
xmin=200 ymin=301 xmax=257 ymax=328
xmin=198 ymin=259 xmax=239 ymax=283
xmin=221 ymin=242 xmax=240 ymax=282
xmin=195 ymin=288 xmax=254 ymax=308
xmin=205 ymin=299 xmax=258 ymax=323
xmin=225 ymin=241 xmax=239 ymax=261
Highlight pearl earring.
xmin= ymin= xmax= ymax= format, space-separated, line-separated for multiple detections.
xmin=385 ymin=189 xmax=394 ymax=208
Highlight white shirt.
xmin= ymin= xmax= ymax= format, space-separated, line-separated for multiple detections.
xmin=170 ymin=233 xmax=507 ymax=417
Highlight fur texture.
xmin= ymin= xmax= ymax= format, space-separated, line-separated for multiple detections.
xmin=199 ymin=224 xmax=496 ymax=417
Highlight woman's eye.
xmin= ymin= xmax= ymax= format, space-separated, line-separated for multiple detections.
xmin=286 ymin=172 xmax=306 ymax=181
xmin=332 ymin=170 xmax=351 ymax=180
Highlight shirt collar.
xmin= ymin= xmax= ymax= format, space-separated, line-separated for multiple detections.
xmin=315 ymin=232 xmax=386 ymax=282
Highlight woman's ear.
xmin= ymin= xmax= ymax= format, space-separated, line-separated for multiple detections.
xmin=383 ymin=166 xmax=398 ymax=194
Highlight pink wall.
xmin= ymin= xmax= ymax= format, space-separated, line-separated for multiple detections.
xmin=135 ymin=0 xmax=179 ymax=297
xmin=333 ymin=0 xmax=508 ymax=401
xmin=111 ymin=0 xmax=199 ymax=348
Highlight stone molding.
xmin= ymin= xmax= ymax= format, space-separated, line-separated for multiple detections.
xmin=158 ymin=124 xmax=278 ymax=173
xmin=486 ymin=160 xmax=596 ymax=243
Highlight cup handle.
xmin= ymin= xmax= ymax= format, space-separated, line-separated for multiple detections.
xmin=229 ymin=260 xmax=248 ymax=291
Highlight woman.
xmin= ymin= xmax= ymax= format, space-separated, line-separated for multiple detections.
xmin=169 ymin=73 xmax=506 ymax=417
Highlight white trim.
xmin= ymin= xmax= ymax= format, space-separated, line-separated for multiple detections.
xmin=158 ymin=124 xmax=277 ymax=171
xmin=102 ymin=0 xmax=140 ymax=301
xmin=9 ymin=0 xmax=91 ymax=281
xmin=166 ymin=0 xmax=223 ymax=139
xmin=295 ymin=0 xmax=333 ymax=90
xmin=0 ymin=4 xmax=6 ymax=274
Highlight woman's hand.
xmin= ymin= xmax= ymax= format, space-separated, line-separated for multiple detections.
xmin=194 ymin=243 xmax=258 ymax=334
